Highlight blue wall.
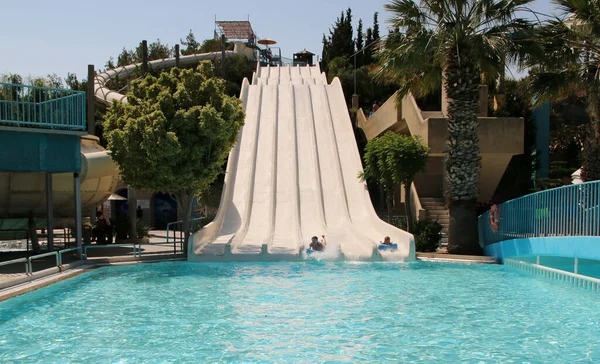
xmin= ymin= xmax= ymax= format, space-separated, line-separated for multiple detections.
xmin=0 ymin=130 xmax=80 ymax=172
xmin=484 ymin=236 xmax=600 ymax=263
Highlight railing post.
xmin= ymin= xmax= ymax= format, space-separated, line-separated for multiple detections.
xmin=142 ymin=40 xmax=148 ymax=75
xmin=74 ymin=173 xmax=82 ymax=251
xmin=574 ymin=257 xmax=579 ymax=274
xmin=87 ymin=65 xmax=95 ymax=135
xmin=46 ymin=172 xmax=54 ymax=251
xmin=175 ymin=45 xmax=180 ymax=68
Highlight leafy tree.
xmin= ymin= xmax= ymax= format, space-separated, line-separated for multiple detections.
xmin=527 ymin=0 xmax=600 ymax=181
xmin=359 ymin=132 xmax=429 ymax=232
xmin=147 ymin=39 xmax=172 ymax=60
xmin=181 ymin=29 xmax=201 ymax=55
xmin=377 ymin=0 xmax=533 ymax=254
xmin=103 ymin=62 xmax=245 ymax=255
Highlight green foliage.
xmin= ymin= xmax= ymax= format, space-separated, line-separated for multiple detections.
xmin=526 ymin=0 xmax=600 ymax=181
xmin=413 ymin=219 xmax=443 ymax=252
xmin=360 ymin=132 xmax=429 ymax=189
xmin=104 ymin=61 xmax=245 ymax=196
xmin=360 ymin=132 xmax=428 ymax=229
xmin=322 ymin=8 xmax=355 ymax=69
xmin=180 ymin=29 xmax=201 ymax=55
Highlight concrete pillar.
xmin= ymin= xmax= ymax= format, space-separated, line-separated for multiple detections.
xmin=46 ymin=173 xmax=54 ymax=251
xmin=175 ymin=45 xmax=180 ymax=67
xmin=128 ymin=186 xmax=137 ymax=239
xmin=74 ymin=173 xmax=82 ymax=252
xmin=87 ymin=65 xmax=95 ymax=135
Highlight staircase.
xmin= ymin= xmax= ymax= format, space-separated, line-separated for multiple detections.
xmin=420 ymin=197 xmax=449 ymax=247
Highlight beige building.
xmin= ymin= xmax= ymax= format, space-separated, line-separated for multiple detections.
xmin=358 ymin=89 xmax=524 ymax=244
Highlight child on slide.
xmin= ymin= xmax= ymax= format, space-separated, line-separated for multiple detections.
xmin=309 ymin=235 xmax=327 ymax=252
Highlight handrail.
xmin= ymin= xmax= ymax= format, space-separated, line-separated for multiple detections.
xmin=84 ymin=244 xmax=139 ymax=259
xmin=58 ymin=247 xmax=82 ymax=265
xmin=28 ymin=251 xmax=59 ymax=274
xmin=409 ymin=182 xmax=426 ymax=221
xmin=0 ymin=257 xmax=30 ymax=275
xmin=166 ymin=217 xmax=205 ymax=253
xmin=479 ymin=181 xmax=600 ymax=246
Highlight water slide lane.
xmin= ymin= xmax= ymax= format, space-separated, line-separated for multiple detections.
xmin=295 ymin=84 xmax=328 ymax=250
xmin=327 ymin=78 xmax=415 ymax=259
xmin=270 ymin=82 xmax=302 ymax=256
xmin=309 ymin=83 xmax=374 ymax=259
xmin=232 ymin=84 xmax=278 ymax=255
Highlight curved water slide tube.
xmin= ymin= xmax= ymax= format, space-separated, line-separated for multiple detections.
xmin=0 ymin=136 xmax=119 ymax=230
xmin=189 ymin=64 xmax=416 ymax=262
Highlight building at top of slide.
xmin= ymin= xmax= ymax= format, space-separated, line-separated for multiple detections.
xmin=190 ymin=64 xmax=415 ymax=261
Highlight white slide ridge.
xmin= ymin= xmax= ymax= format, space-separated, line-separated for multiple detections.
xmin=189 ymin=65 xmax=415 ymax=262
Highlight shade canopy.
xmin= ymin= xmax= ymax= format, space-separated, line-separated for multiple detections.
xmin=258 ymin=38 xmax=277 ymax=45
xmin=107 ymin=193 xmax=127 ymax=201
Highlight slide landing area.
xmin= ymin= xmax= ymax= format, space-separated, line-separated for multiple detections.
xmin=189 ymin=65 xmax=415 ymax=262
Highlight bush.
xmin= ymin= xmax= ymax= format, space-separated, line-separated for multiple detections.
xmin=413 ymin=219 xmax=443 ymax=252
xmin=191 ymin=213 xmax=216 ymax=233
xmin=136 ymin=219 xmax=150 ymax=238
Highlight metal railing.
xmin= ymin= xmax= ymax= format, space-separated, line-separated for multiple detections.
xmin=0 ymin=258 xmax=30 ymax=275
xmin=0 ymin=82 xmax=86 ymax=131
xmin=166 ymin=217 xmax=205 ymax=253
xmin=84 ymin=244 xmax=141 ymax=259
xmin=479 ymin=181 xmax=600 ymax=246
xmin=0 ymin=247 xmax=83 ymax=277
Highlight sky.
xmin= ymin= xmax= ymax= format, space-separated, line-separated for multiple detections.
xmin=1 ymin=0 xmax=556 ymax=83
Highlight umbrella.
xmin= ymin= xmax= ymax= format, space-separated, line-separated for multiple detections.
xmin=107 ymin=193 xmax=127 ymax=201
xmin=258 ymin=38 xmax=277 ymax=46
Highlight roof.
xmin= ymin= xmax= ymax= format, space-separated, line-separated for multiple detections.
xmin=216 ymin=21 xmax=255 ymax=40
xmin=295 ymin=49 xmax=315 ymax=55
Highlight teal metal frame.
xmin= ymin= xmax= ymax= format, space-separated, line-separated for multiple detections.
xmin=479 ymin=181 xmax=600 ymax=246
xmin=0 ymin=82 xmax=86 ymax=131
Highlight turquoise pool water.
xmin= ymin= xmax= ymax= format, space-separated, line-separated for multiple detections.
xmin=1 ymin=261 xmax=599 ymax=362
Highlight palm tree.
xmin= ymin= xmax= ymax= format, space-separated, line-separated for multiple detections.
xmin=376 ymin=0 xmax=533 ymax=254
xmin=528 ymin=0 xmax=600 ymax=182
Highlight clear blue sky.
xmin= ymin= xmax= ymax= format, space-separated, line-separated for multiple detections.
xmin=1 ymin=0 xmax=555 ymax=82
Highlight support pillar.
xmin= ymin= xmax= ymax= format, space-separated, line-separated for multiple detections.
xmin=46 ymin=173 xmax=54 ymax=251
xmin=74 ymin=173 xmax=82 ymax=254
xmin=175 ymin=44 xmax=180 ymax=67
xmin=87 ymin=64 xmax=95 ymax=135
xmin=128 ymin=186 xmax=137 ymax=239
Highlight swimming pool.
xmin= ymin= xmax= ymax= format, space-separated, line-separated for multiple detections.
xmin=1 ymin=261 xmax=598 ymax=362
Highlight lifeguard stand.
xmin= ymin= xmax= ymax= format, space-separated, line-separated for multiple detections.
xmin=293 ymin=49 xmax=314 ymax=66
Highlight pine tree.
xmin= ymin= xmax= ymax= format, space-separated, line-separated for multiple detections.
xmin=322 ymin=7 xmax=355 ymax=67
xmin=373 ymin=12 xmax=380 ymax=40
xmin=356 ymin=19 xmax=364 ymax=67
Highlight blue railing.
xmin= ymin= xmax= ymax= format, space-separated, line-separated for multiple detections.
xmin=0 ymin=83 xmax=86 ymax=131
xmin=479 ymin=181 xmax=600 ymax=246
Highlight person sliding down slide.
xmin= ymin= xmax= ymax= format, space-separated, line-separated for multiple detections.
xmin=308 ymin=235 xmax=327 ymax=252
xmin=378 ymin=236 xmax=398 ymax=251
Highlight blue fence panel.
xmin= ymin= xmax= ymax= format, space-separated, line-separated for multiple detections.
xmin=0 ymin=83 xmax=86 ymax=131
xmin=479 ymin=181 xmax=600 ymax=246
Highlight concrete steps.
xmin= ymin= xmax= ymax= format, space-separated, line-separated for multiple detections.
xmin=421 ymin=197 xmax=449 ymax=246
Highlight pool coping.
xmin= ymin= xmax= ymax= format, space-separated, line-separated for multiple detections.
xmin=0 ymin=256 xmax=185 ymax=302
xmin=416 ymin=252 xmax=497 ymax=264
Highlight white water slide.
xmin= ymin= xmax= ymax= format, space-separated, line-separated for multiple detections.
xmin=189 ymin=65 xmax=415 ymax=261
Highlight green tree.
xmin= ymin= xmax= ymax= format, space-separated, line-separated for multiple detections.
xmin=528 ymin=0 xmax=600 ymax=181
xmin=103 ymin=62 xmax=245 ymax=255
xmin=377 ymin=0 xmax=533 ymax=254
xmin=372 ymin=12 xmax=380 ymax=41
xmin=359 ymin=132 xmax=429 ymax=232
xmin=322 ymin=8 xmax=355 ymax=70
xmin=355 ymin=19 xmax=364 ymax=67
xmin=181 ymin=29 xmax=201 ymax=55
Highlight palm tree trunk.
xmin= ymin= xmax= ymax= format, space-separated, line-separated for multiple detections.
xmin=444 ymin=45 xmax=482 ymax=254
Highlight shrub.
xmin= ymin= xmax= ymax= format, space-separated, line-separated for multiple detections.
xmin=413 ymin=219 xmax=443 ymax=252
